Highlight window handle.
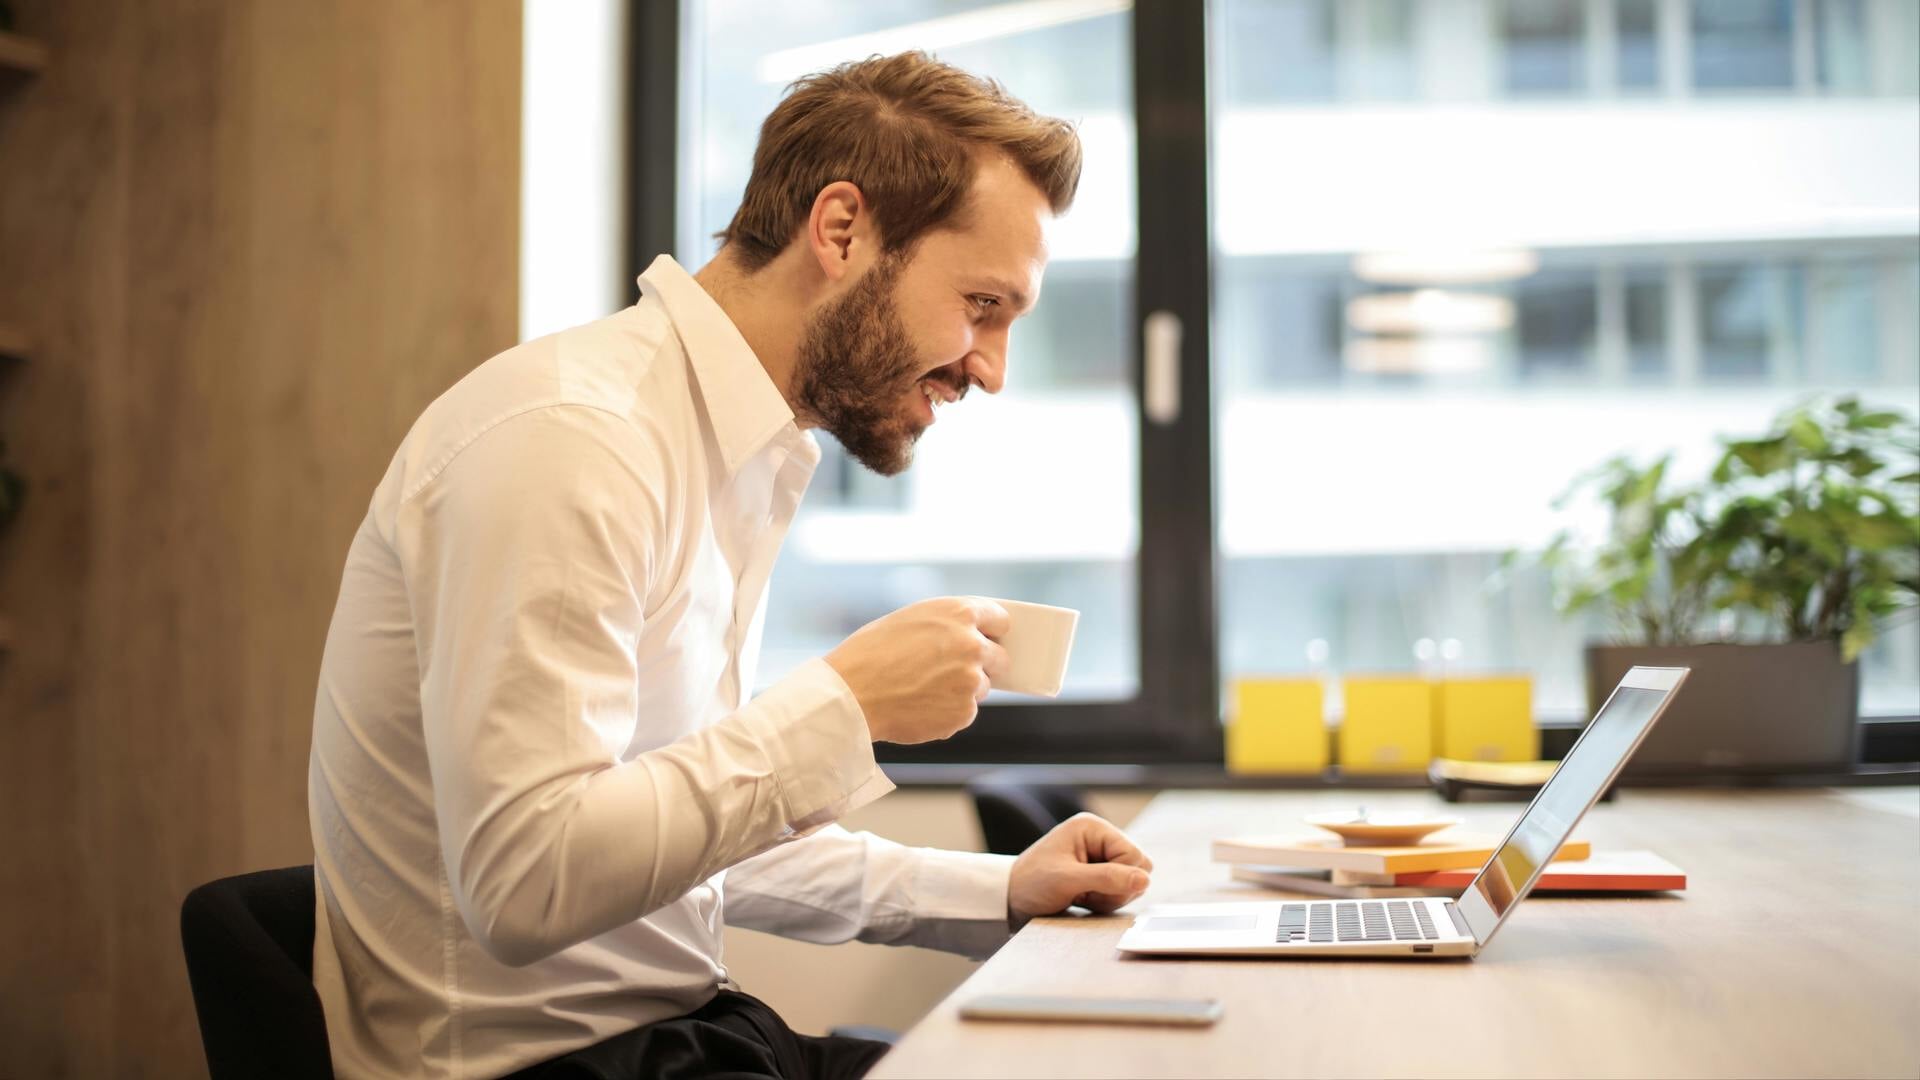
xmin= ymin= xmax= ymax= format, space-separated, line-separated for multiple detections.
xmin=1143 ymin=309 xmax=1182 ymax=426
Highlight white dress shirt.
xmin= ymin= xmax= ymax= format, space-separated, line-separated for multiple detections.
xmin=307 ymin=255 xmax=1014 ymax=1080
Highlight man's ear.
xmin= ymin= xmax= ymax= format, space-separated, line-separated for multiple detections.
xmin=806 ymin=180 xmax=873 ymax=284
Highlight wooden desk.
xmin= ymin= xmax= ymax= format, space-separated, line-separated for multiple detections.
xmin=871 ymin=787 xmax=1920 ymax=1079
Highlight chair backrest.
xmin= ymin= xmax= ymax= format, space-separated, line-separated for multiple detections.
xmin=966 ymin=770 xmax=1088 ymax=856
xmin=179 ymin=865 xmax=334 ymax=1080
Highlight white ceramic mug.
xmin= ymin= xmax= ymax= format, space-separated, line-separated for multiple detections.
xmin=979 ymin=598 xmax=1080 ymax=698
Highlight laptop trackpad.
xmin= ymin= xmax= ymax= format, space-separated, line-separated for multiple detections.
xmin=1144 ymin=915 xmax=1260 ymax=932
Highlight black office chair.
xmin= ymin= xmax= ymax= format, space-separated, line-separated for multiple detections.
xmin=180 ymin=865 xmax=334 ymax=1080
xmin=966 ymin=769 xmax=1088 ymax=856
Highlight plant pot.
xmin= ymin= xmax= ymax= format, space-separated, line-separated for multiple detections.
xmin=1584 ymin=641 xmax=1860 ymax=774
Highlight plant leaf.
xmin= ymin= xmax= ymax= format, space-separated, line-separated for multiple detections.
xmin=1788 ymin=415 xmax=1828 ymax=453
xmin=1727 ymin=437 xmax=1792 ymax=477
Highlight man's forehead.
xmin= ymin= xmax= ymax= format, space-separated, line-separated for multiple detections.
xmin=953 ymin=156 xmax=1051 ymax=233
xmin=925 ymin=207 xmax=1051 ymax=311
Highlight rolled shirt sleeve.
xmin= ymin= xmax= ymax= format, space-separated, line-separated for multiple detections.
xmin=734 ymin=659 xmax=897 ymax=837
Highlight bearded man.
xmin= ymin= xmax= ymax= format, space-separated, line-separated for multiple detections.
xmin=307 ymin=51 xmax=1153 ymax=1080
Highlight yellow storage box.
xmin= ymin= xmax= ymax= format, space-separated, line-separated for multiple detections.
xmin=1436 ymin=676 xmax=1538 ymax=762
xmin=1338 ymin=676 xmax=1435 ymax=773
xmin=1226 ymin=678 xmax=1328 ymax=774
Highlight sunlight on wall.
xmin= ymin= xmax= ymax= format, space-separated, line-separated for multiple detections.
xmin=521 ymin=0 xmax=629 ymax=342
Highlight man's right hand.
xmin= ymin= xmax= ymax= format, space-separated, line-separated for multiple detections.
xmin=824 ymin=597 xmax=1011 ymax=745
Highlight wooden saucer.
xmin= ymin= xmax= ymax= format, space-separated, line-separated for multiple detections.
xmin=1304 ymin=811 xmax=1461 ymax=847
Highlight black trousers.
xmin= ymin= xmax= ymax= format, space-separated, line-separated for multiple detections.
xmin=502 ymin=990 xmax=892 ymax=1080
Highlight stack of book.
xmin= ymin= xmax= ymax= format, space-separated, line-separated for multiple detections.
xmin=1213 ymin=835 xmax=1685 ymax=899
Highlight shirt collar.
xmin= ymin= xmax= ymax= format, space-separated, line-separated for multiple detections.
xmin=637 ymin=254 xmax=797 ymax=475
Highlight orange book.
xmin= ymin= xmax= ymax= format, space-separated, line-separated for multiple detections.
xmin=1212 ymin=835 xmax=1590 ymax=875
xmin=1389 ymin=850 xmax=1685 ymax=891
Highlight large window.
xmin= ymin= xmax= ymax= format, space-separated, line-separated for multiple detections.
xmin=1211 ymin=0 xmax=1919 ymax=719
xmin=647 ymin=0 xmax=1920 ymax=761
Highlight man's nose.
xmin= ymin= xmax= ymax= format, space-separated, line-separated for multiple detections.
xmin=964 ymin=332 xmax=1008 ymax=395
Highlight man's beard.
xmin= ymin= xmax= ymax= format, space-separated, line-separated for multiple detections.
xmin=792 ymin=255 xmax=942 ymax=477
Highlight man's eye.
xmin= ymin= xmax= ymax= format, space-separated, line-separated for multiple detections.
xmin=971 ymin=295 xmax=1000 ymax=312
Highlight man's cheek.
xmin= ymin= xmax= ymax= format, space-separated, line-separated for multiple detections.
xmin=898 ymin=311 xmax=967 ymax=374
xmin=913 ymin=322 xmax=971 ymax=373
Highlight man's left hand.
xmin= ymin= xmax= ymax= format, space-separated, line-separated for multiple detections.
xmin=1007 ymin=813 xmax=1153 ymax=930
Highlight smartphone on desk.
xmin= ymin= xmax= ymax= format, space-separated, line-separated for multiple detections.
xmin=959 ymin=994 xmax=1222 ymax=1027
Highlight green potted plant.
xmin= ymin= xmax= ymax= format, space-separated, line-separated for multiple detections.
xmin=1539 ymin=397 xmax=1919 ymax=773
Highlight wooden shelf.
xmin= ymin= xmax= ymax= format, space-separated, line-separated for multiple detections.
xmin=0 ymin=323 xmax=27 ymax=360
xmin=0 ymin=31 xmax=49 ymax=74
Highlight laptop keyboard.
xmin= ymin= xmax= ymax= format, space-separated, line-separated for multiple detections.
xmin=1276 ymin=901 xmax=1443 ymax=944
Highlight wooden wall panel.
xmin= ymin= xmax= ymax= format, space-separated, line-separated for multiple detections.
xmin=0 ymin=6 xmax=131 ymax=1075
xmin=0 ymin=2 xmax=520 ymax=1075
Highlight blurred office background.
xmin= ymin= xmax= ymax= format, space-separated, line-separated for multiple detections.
xmin=666 ymin=0 xmax=1919 ymax=722
xmin=0 ymin=1 xmax=1914 ymax=1074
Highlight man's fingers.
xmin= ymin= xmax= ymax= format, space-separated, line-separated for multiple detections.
xmin=1091 ymin=862 xmax=1149 ymax=896
xmin=962 ymin=596 xmax=1011 ymax=641
xmin=1071 ymin=814 xmax=1154 ymax=872
xmin=1069 ymin=863 xmax=1150 ymax=913
xmin=1098 ymin=839 xmax=1152 ymax=872
xmin=980 ymin=638 xmax=1011 ymax=682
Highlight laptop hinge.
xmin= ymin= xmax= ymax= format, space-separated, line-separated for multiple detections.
xmin=1447 ymin=901 xmax=1473 ymax=939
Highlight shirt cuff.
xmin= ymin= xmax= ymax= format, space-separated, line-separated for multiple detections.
xmin=907 ymin=848 xmax=1017 ymax=959
xmin=739 ymin=657 xmax=895 ymax=837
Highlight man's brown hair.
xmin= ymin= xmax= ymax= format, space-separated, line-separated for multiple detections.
xmin=717 ymin=51 xmax=1082 ymax=272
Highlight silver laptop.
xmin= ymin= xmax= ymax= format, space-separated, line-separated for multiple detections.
xmin=1117 ymin=666 xmax=1689 ymax=959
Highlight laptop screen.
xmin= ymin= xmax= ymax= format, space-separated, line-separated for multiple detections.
xmin=1458 ymin=675 xmax=1681 ymax=943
